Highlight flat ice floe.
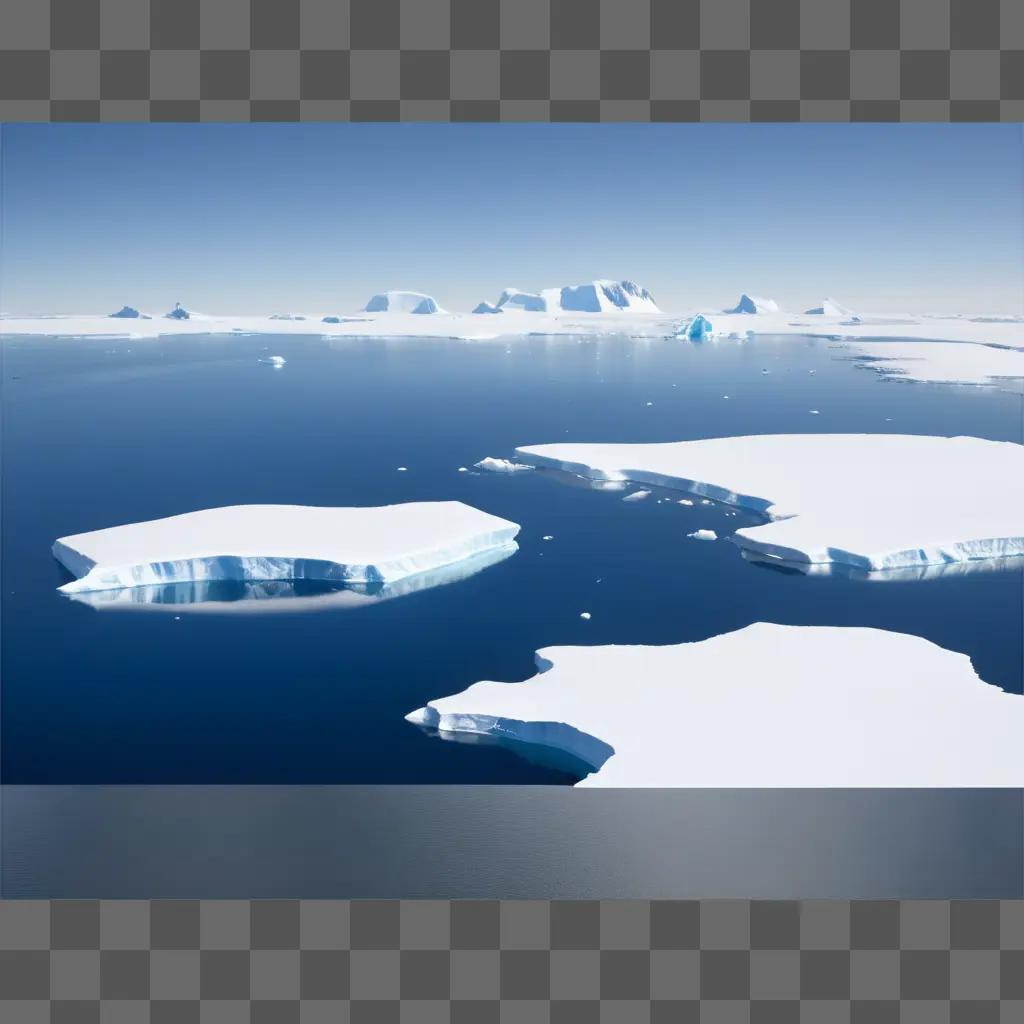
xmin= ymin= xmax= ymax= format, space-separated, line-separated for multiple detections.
xmin=843 ymin=339 xmax=1024 ymax=386
xmin=53 ymin=501 xmax=519 ymax=594
xmin=516 ymin=434 xmax=1024 ymax=572
xmin=406 ymin=623 xmax=1024 ymax=786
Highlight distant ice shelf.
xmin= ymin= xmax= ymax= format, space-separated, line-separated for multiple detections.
xmin=407 ymin=623 xmax=1024 ymax=786
xmin=53 ymin=501 xmax=520 ymax=594
xmin=516 ymin=434 xmax=1024 ymax=572
xmin=6 ymin=305 xmax=1024 ymax=387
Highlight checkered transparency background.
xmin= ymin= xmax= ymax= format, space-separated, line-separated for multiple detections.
xmin=0 ymin=0 xmax=1022 ymax=120
xmin=0 ymin=900 xmax=1021 ymax=1022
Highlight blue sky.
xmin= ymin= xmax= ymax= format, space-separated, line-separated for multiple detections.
xmin=2 ymin=123 xmax=1022 ymax=315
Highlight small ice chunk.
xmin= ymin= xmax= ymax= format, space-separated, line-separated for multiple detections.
xmin=542 ymin=535 xmax=554 ymax=541
xmin=457 ymin=466 xmax=468 ymax=472
xmin=259 ymin=355 xmax=286 ymax=367
xmin=645 ymin=401 xmax=653 ymax=406
xmin=677 ymin=499 xmax=694 ymax=506
xmin=474 ymin=457 xmax=534 ymax=474
xmin=809 ymin=409 xmax=820 ymax=415
xmin=622 ymin=490 xmax=651 ymax=502
xmin=579 ymin=612 xmax=591 ymax=620
xmin=688 ymin=529 xmax=718 ymax=541
xmin=397 ymin=467 xmax=408 ymax=472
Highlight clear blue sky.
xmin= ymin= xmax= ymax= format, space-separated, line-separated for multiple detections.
xmin=2 ymin=123 xmax=1022 ymax=315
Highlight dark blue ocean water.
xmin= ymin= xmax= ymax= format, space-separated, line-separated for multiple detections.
xmin=2 ymin=332 xmax=1022 ymax=783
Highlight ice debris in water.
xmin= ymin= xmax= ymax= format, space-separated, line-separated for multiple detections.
xmin=688 ymin=529 xmax=718 ymax=541
xmin=579 ymin=612 xmax=592 ymax=620
xmin=622 ymin=490 xmax=651 ymax=502
xmin=474 ymin=457 xmax=534 ymax=473
xmin=259 ymin=355 xmax=286 ymax=367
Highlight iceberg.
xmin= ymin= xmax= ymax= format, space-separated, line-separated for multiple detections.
xmin=53 ymin=501 xmax=520 ymax=595
xmin=473 ymin=280 xmax=660 ymax=316
xmin=474 ymin=457 xmax=534 ymax=474
xmin=516 ymin=434 xmax=1024 ymax=572
xmin=678 ymin=314 xmax=714 ymax=340
xmin=728 ymin=294 xmax=780 ymax=314
xmin=805 ymin=298 xmax=853 ymax=317
xmin=546 ymin=280 xmax=660 ymax=314
xmin=164 ymin=303 xmax=191 ymax=320
xmin=497 ymin=289 xmax=547 ymax=312
xmin=108 ymin=306 xmax=149 ymax=319
xmin=406 ymin=623 xmax=1024 ymax=787
xmin=363 ymin=291 xmax=445 ymax=315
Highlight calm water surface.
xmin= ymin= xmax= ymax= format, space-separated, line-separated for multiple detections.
xmin=3 ymin=332 xmax=1022 ymax=783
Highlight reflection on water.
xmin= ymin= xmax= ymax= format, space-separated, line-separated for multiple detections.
xmin=741 ymin=548 xmax=1024 ymax=583
xmin=65 ymin=544 xmax=518 ymax=614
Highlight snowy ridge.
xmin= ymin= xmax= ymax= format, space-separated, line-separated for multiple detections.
xmin=407 ymin=623 xmax=1024 ymax=786
xmin=516 ymin=434 xmax=1024 ymax=572
xmin=53 ymin=501 xmax=519 ymax=594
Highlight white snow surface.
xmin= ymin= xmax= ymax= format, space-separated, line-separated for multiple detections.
xmin=363 ymin=291 xmax=445 ymax=314
xmin=5 ymin=306 xmax=1023 ymax=387
xmin=516 ymin=433 xmax=1024 ymax=572
xmin=406 ymin=623 xmax=1024 ymax=786
xmin=53 ymin=501 xmax=520 ymax=594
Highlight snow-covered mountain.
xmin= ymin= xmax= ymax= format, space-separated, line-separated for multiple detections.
xmin=728 ymin=294 xmax=779 ymax=314
xmin=363 ymin=291 xmax=445 ymax=314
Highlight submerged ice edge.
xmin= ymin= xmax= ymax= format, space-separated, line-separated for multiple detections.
xmin=55 ymin=535 xmax=520 ymax=595
xmin=65 ymin=543 xmax=519 ymax=612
